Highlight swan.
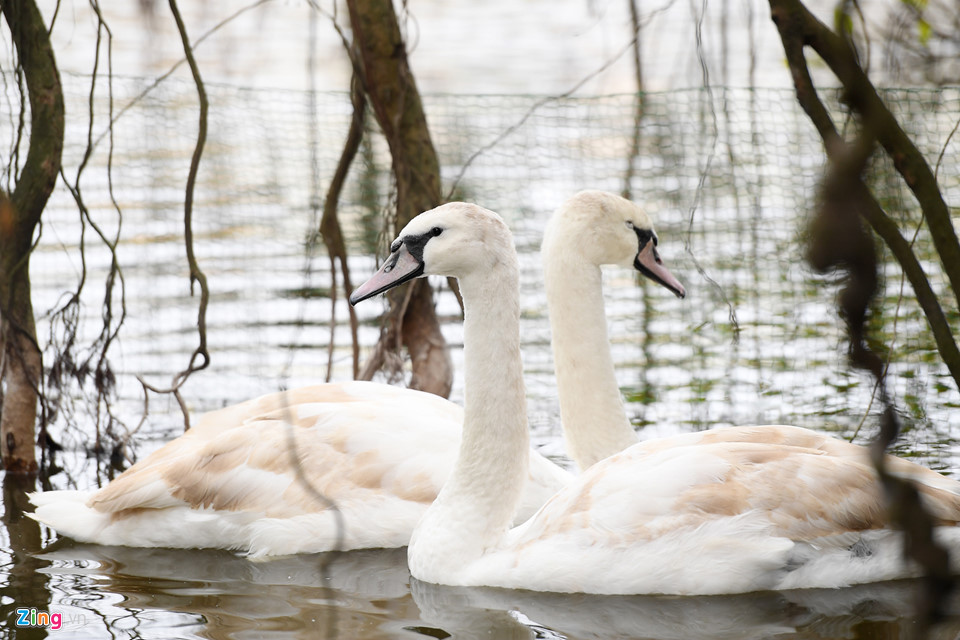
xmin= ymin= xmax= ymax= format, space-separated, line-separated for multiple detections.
xmin=542 ymin=191 xmax=900 ymax=469
xmin=28 ymin=381 xmax=569 ymax=556
xmin=543 ymin=190 xmax=684 ymax=469
xmin=28 ymin=191 xmax=687 ymax=556
xmin=350 ymin=200 xmax=960 ymax=595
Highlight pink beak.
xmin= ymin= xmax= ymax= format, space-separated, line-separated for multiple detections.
xmin=635 ymin=241 xmax=685 ymax=298
xmin=350 ymin=243 xmax=425 ymax=305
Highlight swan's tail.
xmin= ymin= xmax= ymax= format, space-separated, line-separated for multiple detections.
xmin=28 ymin=490 xmax=109 ymax=544
xmin=779 ymin=526 xmax=960 ymax=590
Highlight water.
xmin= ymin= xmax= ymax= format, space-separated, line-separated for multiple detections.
xmin=4 ymin=54 xmax=960 ymax=640
xmin=12 ymin=527 xmax=960 ymax=639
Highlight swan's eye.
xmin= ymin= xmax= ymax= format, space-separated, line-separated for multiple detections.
xmin=431 ymin=227 xmax=443 ymax=237
xmin=625 ymin=220 xmax=635 ymax=230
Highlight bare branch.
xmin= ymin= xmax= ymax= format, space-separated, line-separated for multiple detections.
xmin=769 ymin=0 xmax=960 ymax=391
xmin=769 ymin=0 xmax=957 ymax=624
xmin=320 ymin=74 xmax=365 ymax=381
xmin=138 ymin=0 xmax=212 ymax=430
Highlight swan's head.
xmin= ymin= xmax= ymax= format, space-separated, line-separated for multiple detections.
xmin=544 ymin=190 xmax=685 ymax=298
xmin=350 ymin=202 xmax=514 ymax=304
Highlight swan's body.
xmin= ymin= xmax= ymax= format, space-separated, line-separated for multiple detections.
xmin=30 ymin=381 xmax=570 ymax=556
xmin=351 ymin=199 xmax=960 ymax=595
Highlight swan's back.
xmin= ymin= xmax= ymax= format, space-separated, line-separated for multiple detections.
xmin=90 ymin=383 xmax=458 ymax=516
xmin=629 ymin=424 xmax=960 ymax=523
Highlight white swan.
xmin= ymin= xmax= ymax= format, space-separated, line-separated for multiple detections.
xmin=28 ymin=381 xmax=569 ymax=556
xmin=28 ymin=191 xmax=687 ymax=556
xmin=350 ymin=200 xmax=960 ymax=595
xmin=542 ymin=192 xmax=892 ymax=469
xmin=543 ymin=190 xmax=684 ymax=469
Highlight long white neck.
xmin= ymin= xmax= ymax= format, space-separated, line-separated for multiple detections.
xmin=544 ymin=249 xmax=638 ymax=471
xmin=408 ymin=258 xmax=530 ymax=581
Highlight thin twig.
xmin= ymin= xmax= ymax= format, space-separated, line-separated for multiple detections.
xmin=621 ymin=0 xmax=645 ymax=200
xmin=91 ymin=0 xmax=273 ymax=150
xmin=320 ymin=74 xmax=366 ymax=381
xmin=684 ymin=0 xmax=740 ymax=342
xmin=139 ymin=0 xmax=212 ymax=430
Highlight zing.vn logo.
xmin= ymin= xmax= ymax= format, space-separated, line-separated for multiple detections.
xmin=15 ymin=608 xmax=63 ymax=631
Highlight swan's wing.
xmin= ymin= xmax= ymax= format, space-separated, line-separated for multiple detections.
xmin=632 ymin=424 xmax=865 ymax=459
xmin=509 ymin=441 xmax=888 ymax=547
xmin=632 ymin=425 xmax=960 ymax=523
xmin=90 ymin=382 xmax=461 ymax=513
xmin=487 ymin=441 xmax=960 ymax=594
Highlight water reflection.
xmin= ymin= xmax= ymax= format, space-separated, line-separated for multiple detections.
xmin=1 ymin=474 xmax=51 ymax=640
xmin=6 ymin=522 xmax=960 ymax=639
xmin=33 ymin=542 xmax=419 ymax=639
xmin=412 ymin=578 xmax=960 ymax=640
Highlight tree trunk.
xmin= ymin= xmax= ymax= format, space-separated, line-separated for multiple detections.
xmin=346 ymin=0 xmax=453 ymax=398
xmin=0 ymin=0 xmax=65 ymax=474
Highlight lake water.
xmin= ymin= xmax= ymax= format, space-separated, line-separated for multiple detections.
xmin=3 ymin=65 xmax=960 ymax=640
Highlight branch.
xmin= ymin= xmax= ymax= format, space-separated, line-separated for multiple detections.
xmin=319 ymin=74 xmax=365 ymax=380
xmin=1 ymin=0 xmax=63 ymax=231
xmin=769 ymin=0 xmax=960 ymax=391
xmin=621 ymin=0 xmax=645 ymax=200
xmin=770 ymin=0 xmax=956 ymax=624
xmin=772 ymin=0 xmax=960 ymax=309
xmin=346 ymin=0 xmax=452 ymax=396
xmin=142 ymin=0 xmax=211 ymax=429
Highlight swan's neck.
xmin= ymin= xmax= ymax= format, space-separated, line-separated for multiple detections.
xmin=545 ymin=253 xmax=638 ymax=470
xmin=408 ymin=262 xmax=530 ymax=578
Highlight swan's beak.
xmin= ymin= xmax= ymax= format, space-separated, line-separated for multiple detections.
xmin=635 ymin=242 xmax=686 ymax=298
xmin=350 ymin=242 xmax=425 ymax=305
